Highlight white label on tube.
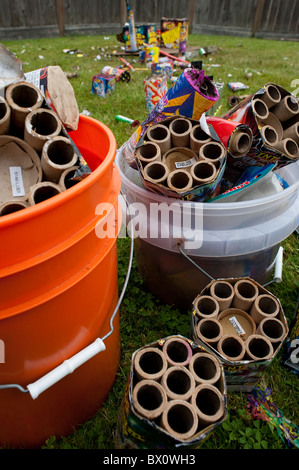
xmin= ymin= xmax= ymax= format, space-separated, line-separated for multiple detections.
xmin=175 ymin=158 xmax=196 ymax=169
xmin=229 ymin=316 xmax=246 ymax=336
xmin=9 ymin=166 xmax=25 ymax=197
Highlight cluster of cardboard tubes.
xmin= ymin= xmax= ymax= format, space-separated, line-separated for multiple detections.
xmin=0 ymin=81 xmax=79 ymax=217
xmin=194 ymin=279 xmax=287 ymax=363
xmin=135 ymin=116 xmax=228 ymax=194
xmin=253 ymin=84 xmax=299 ymax=159
xmin=132 ymin=337 xmax=225 ymax=442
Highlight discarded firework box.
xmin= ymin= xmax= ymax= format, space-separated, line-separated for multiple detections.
xmin=143 ymin=73 xmax=168 ymax=112
xmin=191 ymin=277 xmax=289 ymax=392
xmin=135 ymin=23 xmax=158 ymax=48
xmin=151 ymin=60 xmax=174 ymax=78
xmin=221 ymin=83 xmax=299 ymax=170
xmin=91 ymin=73 xmax=116 ymax=97
xmin=119 ymin=67 xmax=219 ymax=167
xmin=160 ymin=18 xmax=189 ymax=54
xmin=101 ymin=66 xmax=130 ymax=83
xmin=134 ymin=114 xmax=227 ymax=201
xmin=115 ymin=335 xmax=227 ymax=449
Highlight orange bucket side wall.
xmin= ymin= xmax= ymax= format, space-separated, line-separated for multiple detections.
xmin=0 ymin=115 xmax=122 ymax=448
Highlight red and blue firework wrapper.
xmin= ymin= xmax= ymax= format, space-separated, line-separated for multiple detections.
xmin=120 ymin=68 xmax=219 ymax=167
xmin=143 ymin=73 xmax=168 ymax=112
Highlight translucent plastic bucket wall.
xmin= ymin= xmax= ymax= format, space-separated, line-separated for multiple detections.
xmin=0 ymin=116 xmax=121 ymax=448
xmin=116 ymin=151 xmax=298 ymax=310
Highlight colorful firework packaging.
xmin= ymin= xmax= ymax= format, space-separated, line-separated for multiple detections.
xmin=120 ymin=67 xmax=219 ymax=168
xmin=143 ymin=73 xmax=168 ymax=112
xmin=91 ymin=73 xmax=116 ymax=97
xmin=247 ymin=387 xmax=299 ymax=448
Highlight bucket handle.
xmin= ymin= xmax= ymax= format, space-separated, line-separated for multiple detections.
xmin=0 ymin=191 xmax=135 ymax=400
xmin=177 ymin=243 xmax=284 ymax=287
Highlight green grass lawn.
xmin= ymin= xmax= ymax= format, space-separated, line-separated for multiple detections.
xmin=1 ymin=33 xmax=298 ymax=450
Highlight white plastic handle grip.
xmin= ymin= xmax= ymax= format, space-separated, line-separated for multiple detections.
xmin=274 ymin=246 xmax=283 ymax=283
xmin=27 ymin=338 xmax=106 ymax=400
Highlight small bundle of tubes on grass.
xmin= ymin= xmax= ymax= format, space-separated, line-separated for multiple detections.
xmin=117 ymin=335 xmax=227 ymax=448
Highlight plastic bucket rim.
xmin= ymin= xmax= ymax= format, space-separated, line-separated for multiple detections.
xmin=0 ymin=115 xmax=117 ymax=228
xmin=116 ymin=151 xmax=299 ymax=211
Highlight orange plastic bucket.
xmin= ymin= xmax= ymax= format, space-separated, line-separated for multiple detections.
xmin=0 ymin=115 xmax=121 ymax=448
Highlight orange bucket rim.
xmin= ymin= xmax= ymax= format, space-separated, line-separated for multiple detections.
xmin=0 ymin=115 xmax=117 ymax=228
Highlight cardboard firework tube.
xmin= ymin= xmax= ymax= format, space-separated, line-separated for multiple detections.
xmin=0 ymin=96 xmax=11 ymax=134
xmin=256 ymin=317 xmax=286 ymax=346
xmin=259 ymin=112 xmax=284 ymax=140
xmin=259 ymin=84 xmax=281 ymax=108
xmin=210 ymin=280 xmax=234 ymax=311
xmin=250 ymin=294 xmax=280 ymax=325
xmin=132 ymin=379 xmax=168 ymax=420
xmin=227 ymin=129 xmax=252 ymax=157
xmin=5 ymin=80 xmax=43 ymax=130
xmin=135 ymin=141 xmax=161 ymax=165
xmin=191 ymin=384 xmax=224 ymax=427
xmin=162 ymin=337 xmax=193 ymax=367
xmin=191 ymin=161 xmax=217 ymax=185
xmin=0 ymin=200 xmax=29 ymax=217
xmin=259 ymin=125 xmax=279 ymax=147
xmin=271 ymin=95 xmax=299 ymax=122
xmin=28 ymin=182 xmax=62 ymax=206
xmin=252 ymin=98 xmax=269 ymax=121
xmin=274 ymin=138 xmax=298 ymax=160
xmin=232 ymin=279 xmax=259 ymax=311
xmin=160 ymin=400 xmax=198 ymax=441
xmin=161 ymin=366 xmax=196 ymax=401
xmin=24 ymin=108 xmax=62 ymax=153
xmin=143 ymin=160 xmax=169 ymax=185
xmin=217 ymin=334 xmax=246 ymax=362
xmin=41 ymin=136 xmax=79 ymax=183
xmin=245 ymin=334 xmax=274 ymax=361
xmin=167 ymin=169 xmax=193 ymax=193
xmin=133 ymin=347 xmax=168 ymax=382
xmin=59 ymin=166 xmax=80 ymax=191
xmin=196 ymin=318 xmax=223 ymax=348
xmin=283 ymin=121 xmax=299 ymax=143
xmin=189 ymin=352 xmax=222 ymax=386
xmin=199 ymin=141 xmax=226 ymax=163
xmin=169 ymin=117 xmax=192 ymax=147
xmin=206 ymin=116 xmax=252 ymax=157
xmin=190 ymin=124 xmax=212 ymax=153
xmin=146 ymin=123 xmax=171 ymax=155
xmin=194 ymin=295 xmax=220 ymax=321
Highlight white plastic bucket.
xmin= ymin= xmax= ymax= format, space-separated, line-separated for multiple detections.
xmin=116 ymin=151 xmax=299 ymax=310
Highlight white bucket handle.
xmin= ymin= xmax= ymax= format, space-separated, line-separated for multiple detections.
xmin=0 ymin=191 xmax=135 ymax=400
xmin=27 ymin=338 xmax=106 ymax=399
